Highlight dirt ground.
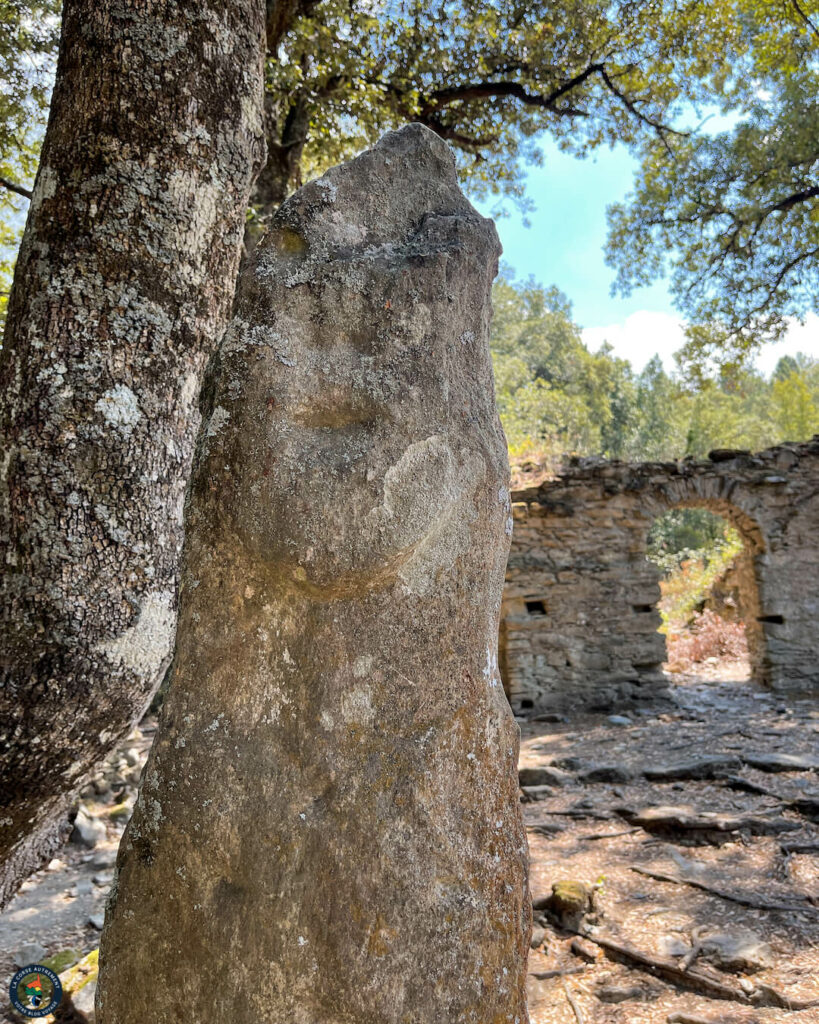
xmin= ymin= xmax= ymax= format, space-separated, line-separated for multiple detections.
xmin=1 ymin=674 xmax=817 ymax=1023
xmin=522 ymin=672 xmax=819 ymax=1024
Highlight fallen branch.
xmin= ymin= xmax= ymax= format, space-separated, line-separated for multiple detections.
xmin=525 ymin=822 xmax=566 ymax=836
xmin=781 ymin=840 xmax=819 ymax=854
xmin=529 ymin=808 xmax=614 ymax=821
xmin=562 ymin=982 xmax=585 ymax=1024
xmin=572 ymin=930 xmax=749 ymax=1002
xmin=724 ymin=776 xmax=819 ymax=820
xmin=630 ymin=865 xmax=817 ymax=915
xmin=530 ymin=966 xmax=585 ymax=981
xmin=549 ymin=924 xmax=819 ymax=1008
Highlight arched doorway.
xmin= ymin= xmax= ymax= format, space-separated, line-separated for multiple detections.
xmin=645 ymin=506 xmax=764 ymax=685
xmin=639 ymin=490 xmax=767 ymax=690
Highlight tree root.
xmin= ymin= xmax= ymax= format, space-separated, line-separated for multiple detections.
xmin=630 ymin=865 xmax=817 ymax=915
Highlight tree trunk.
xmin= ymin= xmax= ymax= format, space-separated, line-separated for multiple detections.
xmin=244 ymin=91 xmax=308 ymax=254
xmin=0 ymin=0 xmax=266 ymax=907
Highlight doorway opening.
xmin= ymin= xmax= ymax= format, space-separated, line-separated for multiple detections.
xmin=646 ymin=507 xmax=759 ymax=684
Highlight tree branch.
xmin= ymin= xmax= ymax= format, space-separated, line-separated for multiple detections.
xmin=0 ymin=175 xmax=32 ymax=200
xmin=790 ymin=0 xmax=819 ymax=41
xmin=597 ymin=66 xmax=684 ymax=152
xmin=423 ymin=63 xmax=604 ymax=118
xmin=766 ymin=185 xmax=819 ymax=214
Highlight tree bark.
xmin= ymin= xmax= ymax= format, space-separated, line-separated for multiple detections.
xmin=0 ymin=0 xmax=266 ymax=907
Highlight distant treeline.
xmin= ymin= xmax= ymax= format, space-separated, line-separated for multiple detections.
xmin=492 ymin=274 xmax=819 ymax=462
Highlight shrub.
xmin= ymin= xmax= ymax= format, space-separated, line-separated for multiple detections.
xmin=665 ymin=609 xmax=748 ymax=672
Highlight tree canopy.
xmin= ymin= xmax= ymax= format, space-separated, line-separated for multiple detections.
xmin=0 ymin=0 xmax=58 ymax=324
xmin=607 ymin=0 xmax=819 ymax=365
xmin=3 ymin=1 xmax=818 ymax=366
xmin=253 ymin=0 xmax=746 ymax=227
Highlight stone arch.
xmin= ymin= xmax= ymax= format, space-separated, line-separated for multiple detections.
xmin=501 ymin=439 xmax=819 ymax=714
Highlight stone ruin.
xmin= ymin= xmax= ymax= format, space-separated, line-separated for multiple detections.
xmin=501 ymin=438 xmax=819 ymax=715
xmin=97 ymin=125 xmax=530 ymax=1023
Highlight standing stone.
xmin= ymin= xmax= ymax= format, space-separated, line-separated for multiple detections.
xmin=97 ymin=124 xmax=530 ymax=1024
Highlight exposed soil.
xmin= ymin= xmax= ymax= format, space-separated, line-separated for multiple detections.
xmin=1 ymin=676 xmax=817 ymax=1023
xmin=522 ymin=673 xmax=819 ymax=1023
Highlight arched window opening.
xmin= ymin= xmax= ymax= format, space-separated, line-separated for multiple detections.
xmin=647 ymin=508 xmax=761 ymax=684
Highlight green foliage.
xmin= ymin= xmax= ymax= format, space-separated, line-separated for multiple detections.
xmin=607 ymin=1 xmax=819 ymax=363
xmin=648 ymin=510 xmax=743 ymax=630
xmin=647 ymin=508 xmax=737 ymax=569
xmin=490 ymin=271 xmax=636 ymax=456
xmin=492 ymin=274 xmax=819 ymax=463
xmin=264 ymin=0 xmax=751 ymax=214
xmin=0 ymin=0 xmax=59 ymax=330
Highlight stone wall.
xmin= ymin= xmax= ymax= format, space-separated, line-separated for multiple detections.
xmin=501 ymin=437 xmax=819 ymax=714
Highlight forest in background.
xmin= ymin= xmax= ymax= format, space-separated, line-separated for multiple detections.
xmin=492 ymin=271 xmax=819 ymax=465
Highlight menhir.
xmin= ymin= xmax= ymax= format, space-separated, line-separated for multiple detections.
xmin=97 ymin=123 xmax=530 ymax=1024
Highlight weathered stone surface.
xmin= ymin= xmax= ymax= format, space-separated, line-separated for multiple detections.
xmin=97 ymin=125 xmax=529 ymax=1024
xmin=643 ymin=756 xmax=742 ymax=782
xmin=519 ymin=765 xmax=573 ymax=787
xmin=618 ymin=804 xmax=800 ymax=839
xmin=696 ymin=930 xmax=773 ymax=973
xmin=500 ymin=440 xmax=819 ymax=713
xmin=743 ymin=752 xmax=819 ymax=773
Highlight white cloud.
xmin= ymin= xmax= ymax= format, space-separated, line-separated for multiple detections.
xmin=582 ymin=312 xmax=685 ymax=372
xmin=582 ymin=312 xmax=819 ymax=377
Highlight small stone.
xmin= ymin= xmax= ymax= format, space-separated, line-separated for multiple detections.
xmin=579 ymin=764 xmax=634 ymax=784
xmin=744 ymin=752 xmax=818 ymax=773
xmin=75 ymin=878 xmax=94 ymax=895
xmin=42 ymin=948 xmax=83 ymax=974
xmin=644 ymin=755 xmax=741 ymax=782
xmin=71 ymin=976 xmax=97 ymax=1022
xmin=539 ymin=880 xmax=595 ymax=930
xmin=596 ymin=984 xmax=644 ymax=1003
xmin=93 ymin=872 xmax=114 ymax=887
xmin=518 ymin=765 xmax=572 ymax=787
xmin=13 ymin=942 xmax=48 ymax=967
xmin=124 ymin=747 xmax=141 ymax=767
xmin=92 ymin=848 xmax=117 ymax=869
xmin=607 ymin=715 xmax=632 ymax=726
xmin=698 ymin=930 xmax=773 ymax=973
xmin=659 ymin=936 xmax=690 ymax=957
xmin=92 ymin=778 xmax=111 ymax=796
xmin=71 ymin=810 xmax=107 ymax=849
xmin=88 ymin=913 xmax=105 ymax=930
xmin=529 ymin=927 xmax=547 ymax=950
xmin=520 ymin=785 xmax=553 ymax=802
xmin=60 ymin=949 xmax=99 ymax=1023
xmin=47 ymin=858 xmax=65 ymax=871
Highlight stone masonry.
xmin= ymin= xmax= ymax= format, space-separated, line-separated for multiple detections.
xmin=501 ymin=438 xmax=819 ymax=714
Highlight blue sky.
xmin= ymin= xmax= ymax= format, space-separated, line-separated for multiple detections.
xmin=476 ymin=141 xmax=819 ymax=377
